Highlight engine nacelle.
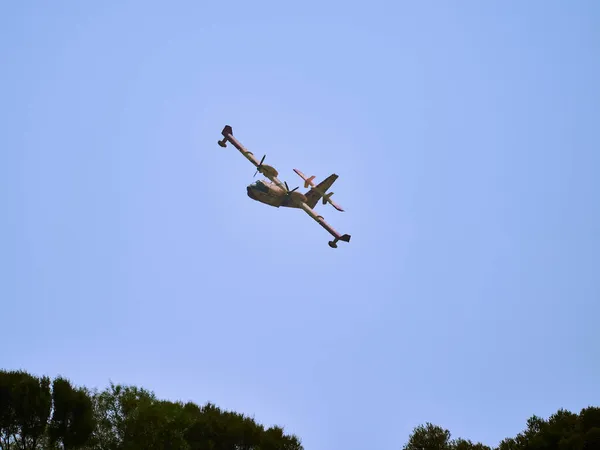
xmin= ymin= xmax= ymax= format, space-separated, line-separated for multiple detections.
xmin=257 ymin=164 xmax=278 ymax=178
xmin=289 ymin=191 xmax=307 ymax=204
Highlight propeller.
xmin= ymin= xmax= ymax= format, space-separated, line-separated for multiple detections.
xmin=254 ymin=155 xmax=267 ymax=177
xmin=284 ymin=181 xmax=299 ymax=195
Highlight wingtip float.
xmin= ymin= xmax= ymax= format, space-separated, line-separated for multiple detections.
xmin=217 ymin=125 xmax=351 ymax=249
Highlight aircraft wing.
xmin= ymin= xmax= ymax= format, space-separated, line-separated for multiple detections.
xmin=299 ymin=202 xmax=351 ymax=248
xmin=218 ymin=125 xmax=282 ymax=185
xmin=294 ymin=169 xmax=345 ymax=212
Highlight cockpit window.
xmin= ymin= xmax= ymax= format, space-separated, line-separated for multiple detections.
xmin=252 ymin=180 xmax=269 ymax=193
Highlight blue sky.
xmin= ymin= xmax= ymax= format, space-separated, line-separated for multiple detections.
xmin=1 ymin=1 xmax=599 ymax=449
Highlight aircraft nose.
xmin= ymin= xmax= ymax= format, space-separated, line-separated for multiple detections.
xmin=247 ymin=186 xmax=256 ymax=199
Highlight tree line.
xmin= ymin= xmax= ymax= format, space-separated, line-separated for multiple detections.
xmin=403 ymin=407 xmax=600 ymax=450
xmin=2 ymin=368 xmax=598 ymax=449
xmin=0 ymin=369 xmax=301 ymax=450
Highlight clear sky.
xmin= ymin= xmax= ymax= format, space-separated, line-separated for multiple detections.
xmin=1 ymin=1 xmax=599 ymax=449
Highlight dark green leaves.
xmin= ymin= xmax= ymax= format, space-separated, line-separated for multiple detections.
xmin=405 ymin=406 xmax=600 ymax=450
xmin=48 ymin=377 xmax=94 ymax=450
xmin=86 ymin=381 xmax=302 ymax=450
xmin=403 ymin=423 xmax=453 ymax=450
xmin=5 ymin=366 xmax=598 ymax=450
xmin=0 ymin=370 xmax=51 ymax=450
xmin=0 ymin=369 xmax=304 ymax=450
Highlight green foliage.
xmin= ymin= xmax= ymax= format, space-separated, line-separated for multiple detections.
xmin=89 ymin=382 xmax=158 ymax=450
xmin=452 ymin=438 xmax=492 ymax=450
xmin=3 ymin=367 xmax=598 ymax=450
xmin=0 ymin=368 xmax=302 ymax=450
xmin=48 ymin=377 xmax=95 ymax=450
xmin=500 ymin=407 xmax=600 ymax=450
xmin=403 ymin=423 xmax=453 ymax=450
xmin=402 ymin=422 xmax=492 ymax=450
xmin=0 ymin=371 xmax=17 ymax=450
xmin=0 ymin=370 xmax=52 ymax=450
xmin=405 ymin=406 xmax=600 ymax=450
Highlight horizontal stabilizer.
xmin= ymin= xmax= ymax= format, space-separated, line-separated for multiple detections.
xmin=296 ymin=170 xmax=344 ymax=211
xmin=293 ymin=169 xmax=317 ymax=188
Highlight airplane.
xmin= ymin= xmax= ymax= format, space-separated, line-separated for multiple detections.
xmin=217 ymin=125 xmax=351 ymax=248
